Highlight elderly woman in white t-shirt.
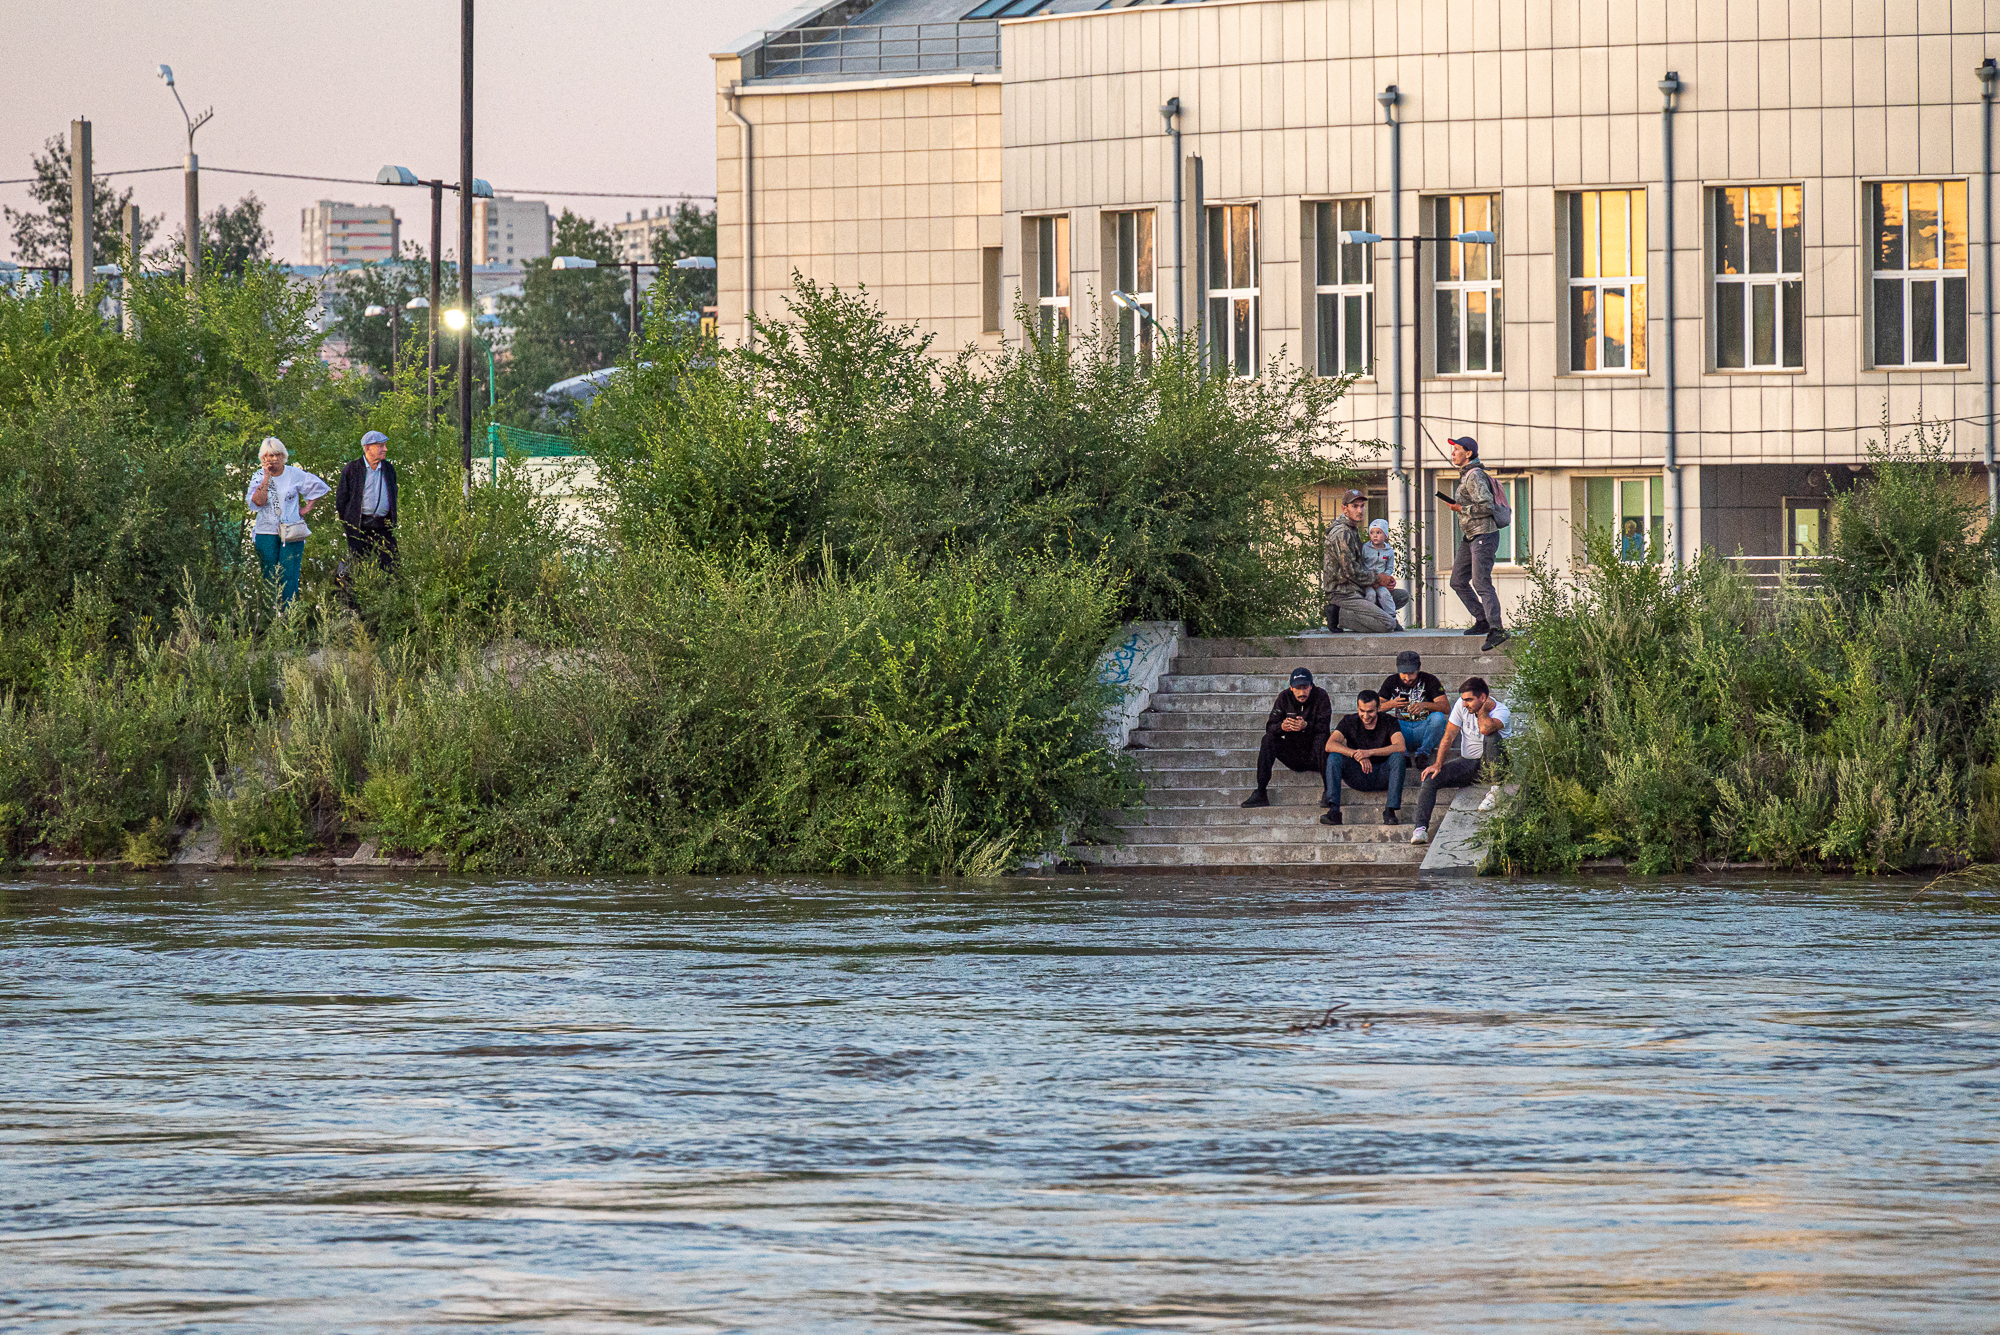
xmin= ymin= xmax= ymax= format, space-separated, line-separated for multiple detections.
xmin=246 ymin=436 xmax=330 ymax=606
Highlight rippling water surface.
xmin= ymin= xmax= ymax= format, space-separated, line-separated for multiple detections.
xmin=3 ymin=873 xmax=1997 ymax=1332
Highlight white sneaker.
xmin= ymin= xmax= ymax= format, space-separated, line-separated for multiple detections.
xmin=1410 ymin=826 xmax=1429 ymax=845
xmin=1478 ymin=785 xmax=1501 ymax=812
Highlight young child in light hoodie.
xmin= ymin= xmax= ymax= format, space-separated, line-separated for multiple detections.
xmin=1362 ymin=518 xmax=1402 ymax=628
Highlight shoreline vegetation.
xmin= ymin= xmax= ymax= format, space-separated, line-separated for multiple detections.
xmin=0 ymin=269 xmax=1356 ymax=873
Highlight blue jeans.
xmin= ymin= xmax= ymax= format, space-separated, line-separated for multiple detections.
xmin=1398 ymin=711 xmax=1449 ymax=763
xmin=1324 ymin=752 xmax=1407 ymax=812
xmin=254 ymin=532 xmax=305 ymax=606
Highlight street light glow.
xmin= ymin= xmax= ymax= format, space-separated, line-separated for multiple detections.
xmin=443 ymin=308 xmax=468 ymax=331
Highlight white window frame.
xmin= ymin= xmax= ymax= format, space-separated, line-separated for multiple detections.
xmin=1032 ymin=214 xmax=1070 ymax=340
xmin=1311 ymin=199 xmax=1374 ymax=378
xmin=1566 ymin=190 xmax=1647 ymax=374
xmin=1110 ymin=208 xmax=1157 ymax=365
xmin=1431 ymin=194 xmax=1502 ymax=376
xmin=1712 ymin=184 xmax=1804 ymax=371
xmin=1869 ymin=180 xmax=1971 ymax=369
xmin=1206 ymin=203 xmax=1259 ymax=379
xmin=1581 ymin=475 xmax=1666 ymax=564
xmin=1491 ymin=476 xmax=1532 ymax=564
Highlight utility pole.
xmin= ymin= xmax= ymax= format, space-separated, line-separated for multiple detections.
xmin=459 ymin=0 xmax=476 ymax=494
xmin=69 ymin=119 xmax=93 ymax=300
xmin=157 ymin=65 xmax=212 ymax=284
xmin=122 ymin=203 xmax=141 ymax=333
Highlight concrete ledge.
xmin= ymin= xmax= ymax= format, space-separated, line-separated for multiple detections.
xmin=1420 ymin=785 xmax=1498 ymax=876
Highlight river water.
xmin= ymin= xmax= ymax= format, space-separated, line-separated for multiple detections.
xmin=3 ymin=874 xmax=1996 ymax=1332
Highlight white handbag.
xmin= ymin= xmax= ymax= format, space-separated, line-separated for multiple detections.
xmin=279 ymin=521 xmax=310 ymax=543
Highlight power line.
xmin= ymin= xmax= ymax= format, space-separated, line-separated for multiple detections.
xmin=0 ymin=164 xmax=180 ymax=184
xmin=1330 ymin=411 xmax=1996 ymax=436
xmin=1 ymin=163 xmax=715 ymax=200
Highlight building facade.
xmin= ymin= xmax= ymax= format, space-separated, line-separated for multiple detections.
xmin=717 ymin=0 xmax=1999 ymax=625
xmin=299 ymin=201 xmax=400 ymax=268
xmin=473 ymin=196 xmax=552 ymax=265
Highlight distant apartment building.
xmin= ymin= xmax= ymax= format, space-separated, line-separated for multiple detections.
xmin=614 ymin=206 xmax=709 ymax=263
xmin=473 ymin=196 xmax=552 ymax=264
xmin=299 ymin=201 xmax=400 ymax=267
xmin=715 ymin=0 xmax=2000 ymax=627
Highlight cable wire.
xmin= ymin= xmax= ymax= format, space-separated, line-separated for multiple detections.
xmin=2 ymin=164 xmax=714 ymax=200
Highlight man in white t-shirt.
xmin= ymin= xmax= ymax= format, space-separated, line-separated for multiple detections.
xmin=1409 ymin=677 xmax=1511 ymax=845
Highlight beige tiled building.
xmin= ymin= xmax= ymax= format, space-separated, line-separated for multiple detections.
xmin=717 ymin=0 xmax=1999 ymax=625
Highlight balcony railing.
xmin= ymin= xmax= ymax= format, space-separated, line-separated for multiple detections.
xmin=1720 ymin=554 xmax=1826 ymax=596
xmin=752 ymin=21 xmax=1001 ymax=79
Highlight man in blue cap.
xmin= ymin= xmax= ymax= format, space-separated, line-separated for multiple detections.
xmin=1443 ymin=435 xmax=1507 ymax=651
xmin=1241 ymin=667 xmax=1332 ymax=808
xmin=335 ymin=429 xmax=399 ymax=573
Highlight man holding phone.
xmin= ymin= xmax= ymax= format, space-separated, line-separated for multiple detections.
xmin=1440 ymin=436 xmax=1508 ymax=652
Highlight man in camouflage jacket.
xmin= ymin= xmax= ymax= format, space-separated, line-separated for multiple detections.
xmin=1322 ymin=489 xmax=1403 ymax=633
xmin=1444 ymin=435 xmax=1508 ymax=650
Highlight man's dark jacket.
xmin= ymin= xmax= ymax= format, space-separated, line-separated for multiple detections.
xmin=335 ymin=457 xmax=398 ymax=530
xmin=1264 ymin=685 xmax=1332 ymax=753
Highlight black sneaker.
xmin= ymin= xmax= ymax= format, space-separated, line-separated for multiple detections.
xmin=1240 ymin=792 xmax=1270 ymax=808
xmin=1381 ymin=808 xmax=1400 ymax=825
xmin=1482 ymin=628 xmax=1510 ymax=653
xmin=1411 ymin=753 xmax=1432 ymax=770
xmin=1318 ymin=810 xmax=1343 ymax=826
xmin=1319 ymin=794 xmax=1334 ymax=808
xmin=1462 ymin=621 xmax=1490 ymax=636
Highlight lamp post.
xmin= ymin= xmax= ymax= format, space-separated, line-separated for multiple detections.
xmin=1341 ymin=226 xmax=1497 ymax=628
xmin=156 ymin=65 xmax=213 ymax=285
xmin=363 ymin=302 xmax=401 ymax=374
xmin=551 ymin=255 xmax=657 ymax=345
xmin=376 ymin=166 xmax=491 ymax=431
xmin=1110 ymin=288 xmax=1166 ymax=360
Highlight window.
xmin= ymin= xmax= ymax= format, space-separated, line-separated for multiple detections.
xmin=1206 ymin=203 xmax=1259 ymax=377
xmin=1583 ymin=475 xmax=1665 ymax=563
xmin=1714 ymin=185 xmax=1803 ymax=370
xmin=1111 ymin=209 xmax=1156 ymax=364
xmin=980 ymin=245 xmax=1002 ymax=334
xmin=1567 ymin=190 xmax=1646 ymax=372
xmin=1032 ymin=215 xmax=1069 ymax=340
xmin=1492 ymin=477 xmax=1532 ymax=563
xmin=1312 ymin=200 xmax=1373 ymax=376
xmin=1431 ymin=195 xmax=1501 ymax=375
xmin=1870 ymin=181 xmax=1969 ymax=367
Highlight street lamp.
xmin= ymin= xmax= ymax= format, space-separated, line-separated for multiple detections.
xmin=1340 ymin=227 xmax=1497 ymax=628
xmin=364 ymin=301 xmax=401 ymax=372
xmin=156 ymin=65 xmax=213 ymax=284
xmin=551 ymin=255 xmax=657 ymax=346
xmin=376 ymin=165 xmax=491 ymax=428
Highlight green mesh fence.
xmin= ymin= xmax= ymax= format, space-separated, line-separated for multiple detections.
xmin=487 ymin=423 xmax=584 ymax=484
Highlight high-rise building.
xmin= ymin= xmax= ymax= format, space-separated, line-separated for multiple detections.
xmin=473 ymin=196 xmax=551 ymax=264
xmin=616 ymin=207 xmax=701 ymax=264
xmin=300 ymin=201 xmax=399 ymax=267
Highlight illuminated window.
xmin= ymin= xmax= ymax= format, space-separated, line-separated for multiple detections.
xmin=1870 ymin=181 xmax=1969 ymax=367
xmin=1713 ymin=185 xmax=1803 ymax=370
xmin=1312 ymin=199 xmax=1373 ymax=377
xmin=1206 ymin=203 xmax=1258 ymax=378
xmin=1032 ymin=215 xmax=1069 ymax=340
xmin=1430 ymin=194 xmax=1501 ymax=375
xmin=1566 ymin=190 xmax=1646 ymax=372
xmin=1109 ymin=209 xmax=1156 ymax=364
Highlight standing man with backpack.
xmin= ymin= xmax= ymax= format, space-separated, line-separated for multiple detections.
xmin=1442 ymin=436 xmax=1509 ymax=652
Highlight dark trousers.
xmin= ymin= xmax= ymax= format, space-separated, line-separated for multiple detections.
xmin=1413 ymin=756 xmax=1490 ymax=829
xmin=1451 ymin=531 xmax=1503 ymax=629
xmin=343 ymin=520 xmax=398 ymax=571
xmin=1255 ymin=731 xmax=1327 ymax=795
xmin=1325 ymin=752 xmax=1406 ymax=812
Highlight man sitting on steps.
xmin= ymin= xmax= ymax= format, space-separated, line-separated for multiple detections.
xmin=1409 ymin=677 xmax=1512 ymax=846
xmin=1380 ymin=648 xmax=1449 ymax=766
xmin=1320 ymin=689 xmax=1408 ymax=826
xmin=1241 ymin=668 xmax=1332 ymax=808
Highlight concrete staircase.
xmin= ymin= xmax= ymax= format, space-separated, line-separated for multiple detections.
xmin=1073 ymin=630 xmax=1513 ymax=871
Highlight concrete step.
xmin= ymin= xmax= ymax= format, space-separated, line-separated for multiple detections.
xmin=1069 ymin=841 xmax=1429 ymax=868
xmin=1114 ymin=799 xmax=1401 ymax=825
xmin=1154 ymin=673 xmax=1393 ymax=695
xmin=1103 ymin=820 xmax=1414 ymax=845
xmin=1180 ymin=631 xmax=1493 ymax=658
xmin=1172 ymin=654 xmax=1508 ymax=677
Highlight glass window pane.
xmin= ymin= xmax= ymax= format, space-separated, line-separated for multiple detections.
xmin=1717 ymin=281 xmax=1745 ymax=368
xmin=1207 ymin=208 xmax=1224 ymax=289
xmin=1603 ymin=286 xmax=1627 ymax=368
xmin=1316 ymin=293 xmax=1337 ymax=375
xmin=1466 ymin=199 xmax=1491 ymax=281
xmin=1752 ymin=283 xmax=1776 ymax=366
xmin=1944 ymin=181 xmax=1968 ymax=269
xmin=1944 ymin=275 xmax=1967 ymax=363
xmin=1782 ymin=279 xmax=1803 ymax=368
xmin=1514 ymin=480 xmax=1531 ymax=561
xmin=1911 ymin=278 xmax=1937 ymax=362
xmin=1586 ymin=477 xmax=1615 ymax=539
xmin=1580 ymin=192 xmax=1600 ymax=278
xmin=1314 ymin=202 xmax=1334 ymax=285
xmin=1209 ymin=296 xmax=1227 ymax=366
xmin=1619 ymin=480 xmax=1646 ymax=560
xmin=1344 ymin=293 xmax=1364 ymax=372
xmin=1364 ymin=292 xmax=1374 ymax=372
xmin=1436 ymin=198 xmax=1456 ymax=280
xmin=1135 ymin=211 xmax=1154 ymax=293
xmin=1233 ymin=296 xmax=1253 ymax=376
xmin=1602 ymin=192 xmax=1628 ymax=279
xmin=1437 ymin=288 xmax=1461 ymax=374
xmin=1748 ymin=187 xmax=1778 ymax=273
xmin=1717 ymin=189 xmax=1745 ymax=275
xmin=1037 ymin=217 xmax=1054 ymax=298
xmin=1569 ymin=193 xmax=1585 ymax=278
xmin=1631 ymin=279 xmax=1647 ymax=370
xmin=1054 ymin=215 xmax=1069 ymax=297
xmin=1631 ymin=189 xmax=1647 ymax=279
xmin=1781 ymin=185 xmax=1803 ymax=274
xmin=1873 ymin=278 xmax=1905 ymax=365
xmin=1873 ymin=184 xmax=1903 ymax=272
xmin=1491 ymin=289 xmax=1502 ymax=371
xmin=1467 ymin=290 xmax=1488 ymax=371
xmin=1910 ymin=182 xmax=1939 ymax=270
xmin=1571 ymin=285 xmax=1597 ymax=370
xmin=1231 ymin=206 xmax=1252 ymax=289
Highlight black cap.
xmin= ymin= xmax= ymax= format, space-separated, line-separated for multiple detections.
xmin=1395 ymin=650 xmax=1421 ymax=670
xmin=1289 ymin=668 xmax=1314 ymax=687
xmin=1448 ymin=435 xmax=1478 ymax=455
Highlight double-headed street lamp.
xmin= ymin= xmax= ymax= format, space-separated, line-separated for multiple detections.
xmin=1339 ymin=226 xmax=1496 ymax=628
xmin=155 ymin=65 xmax=212 ymax=284
xmin=551 ymin=255 xmax=658 ymax=345
xmin=376 ymin=166 xmax=491 ymax=427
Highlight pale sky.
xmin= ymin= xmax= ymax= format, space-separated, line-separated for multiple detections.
xmin=1 ymin=0 xmax=795 ymax=265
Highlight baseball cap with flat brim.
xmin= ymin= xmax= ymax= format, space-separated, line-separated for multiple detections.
xmin=1290 ymin=668 xmax=1314 ymax=687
